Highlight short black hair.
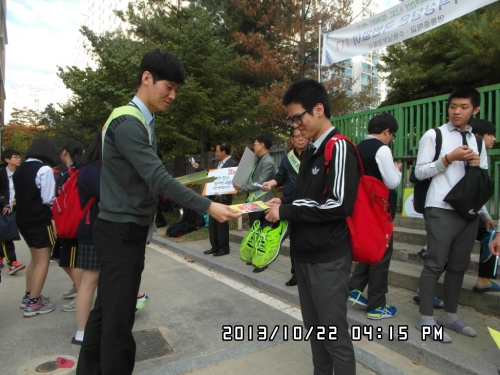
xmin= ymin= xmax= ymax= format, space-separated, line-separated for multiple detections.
xmin=61 ymin=140 xmax=84 ymax=165
xmin=217 ymin=142 xmax=231 ymax=155
xmin=2 ymin=149 xmax=20 ymax=163
xmin=25 ymin=137 xmax=60 ymax=167
xmin=137 ymin=50 xmax=186 ymax=86
xmin=447 ymin=87 xmax=481 ymax=109
xmin=81 ymin=130 xmax=102 ymax=166
xmin=255 ymin=134 xmax=273 ymax=150
xmin=368 ymin=113 xmax=399 ymax=135
xmin=289 ymin=127 xmax=300 ymax=137
xmin=282 ymin=79 xmax=331 ymax=119
xmin=471 ymin=119 xmax=496 ymax=136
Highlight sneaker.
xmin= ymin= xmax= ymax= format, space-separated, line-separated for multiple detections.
xmin=63 ymin=285 xmax=77 ymax=299
xmin=20 ymin=294 xmax=50 ymax=309
xmin=413 ymin=289 xmax=444 ymax=309
xmin=367 ymin=305 xmax=397 ymax=320
xmin=8 ymin=261 xmax=26 ymax=275
xmin=240 ymin=220 xmax=261 ymax=262
xmin=136 ymin=294 xmax=150 ymax=313
xmin=61 ymin=295 xmax=77 ymax=312
xmin=348 ymin=289 xmax=368 ymax=307
xmin=252 ymin=220 xmax=288 ymax=269
xmin=23 ymin=300 xmax=55 ymax=317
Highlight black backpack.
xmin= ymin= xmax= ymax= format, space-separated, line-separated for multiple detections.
xmin=166 ymin=208 xmax=206 ymax=238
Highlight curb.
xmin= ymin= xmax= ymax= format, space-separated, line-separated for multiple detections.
xmin=151 ymin=235 xmax=498 ymax=375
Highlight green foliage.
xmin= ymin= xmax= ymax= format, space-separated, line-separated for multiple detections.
xmin=380 ymin=3 xmax=500 ymax=106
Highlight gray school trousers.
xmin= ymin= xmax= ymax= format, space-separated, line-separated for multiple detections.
xmin=295 ymin=252 xmax=356 ymax=375
xmin=419 ymin=207 xmax=479 ymax=316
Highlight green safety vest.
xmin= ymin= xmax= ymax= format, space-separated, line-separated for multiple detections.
xmin=101 ymin=105 xmax=148 ymax=154
xmin=287 ymin=149 xmax=301 ymax=174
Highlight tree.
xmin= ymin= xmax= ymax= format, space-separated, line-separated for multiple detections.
xmin=7 ymin=107 xmax=42 ymax=127
xmin=379 ymin=2 xmax=500 ymax=105
xmin=58 ymin=2 xmax=263 ymax=159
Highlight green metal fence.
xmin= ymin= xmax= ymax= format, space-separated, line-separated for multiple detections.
xmin=333 ymin=83 xmax=500 ymax=219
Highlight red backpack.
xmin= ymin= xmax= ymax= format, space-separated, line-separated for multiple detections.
xmin=324 ymin=135 xmax=394 ymax=264
xmin=52 ymin=167 xmax=95 ymax=239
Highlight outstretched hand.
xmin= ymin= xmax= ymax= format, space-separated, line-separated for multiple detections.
xmin=207 ymin=202 xmax=241 ymax=223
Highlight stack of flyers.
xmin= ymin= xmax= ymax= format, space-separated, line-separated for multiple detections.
xmin=229 ymin=201 xmax=270 ymax=214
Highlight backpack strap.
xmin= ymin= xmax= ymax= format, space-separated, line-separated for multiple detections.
xmin=323 ymin=134 xmax=363 ymax=194
xmin=475 ymin=134 xmax=483 ymax=155
xmin=432 ymin=128 xmax=442 ymax=162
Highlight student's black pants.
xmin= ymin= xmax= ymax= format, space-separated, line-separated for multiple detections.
xmin=1 ymin=240 xmax=17 ymax=264
xmin=77 ymin=219 xmax=149 ymax=375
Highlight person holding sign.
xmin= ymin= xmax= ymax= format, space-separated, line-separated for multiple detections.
xmin=233 ymin=134 xmax=276 ymax=226
xmin=262 ymin=128 xmax=307 ymax=286
xmin=191 ymin=143 xmax=238 ymax=257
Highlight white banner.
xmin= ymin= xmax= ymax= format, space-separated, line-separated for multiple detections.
xmin=322 ymin=0 xmax=497 ymax=65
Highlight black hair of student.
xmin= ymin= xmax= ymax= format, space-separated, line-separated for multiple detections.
xmin=368 ymin=113 xmax=399 ymax=135
xmin=217 ymin=142 xmax=231 ymax=155
xmin=61 ymin=140 xmax=84 ymax=165
xmin=471 ymin=119 xmax=496 ymax=136
xmin=25 ymin=137 xmax=60 ymax=167
xmin=1 ymin=149 xmax=20 ymax=164
xmin=81 ymin=131 xmax=102 ymax=166
xmin=282 ymin=79 xmax=331 ymax=119
xmin=137 ymin=50 xmax=186 ymax=86
xmin=447 ymin=87 xmax=481 ymax=109
xmin=255 ymin=134 xmax=273 ymax=150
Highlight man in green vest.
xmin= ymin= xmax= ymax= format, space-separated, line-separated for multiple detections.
xmin=262 ymin=128 xmax=307 ymax=286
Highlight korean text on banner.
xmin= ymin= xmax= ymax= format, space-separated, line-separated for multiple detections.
xmin=203 ymin=168 xmax=238 ymax=196
xmin=322 ymin=0 xmax=497 ymax=65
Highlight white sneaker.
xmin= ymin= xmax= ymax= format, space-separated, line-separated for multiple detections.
xmin=63 ymin=285 xmax=77 ymax=299
xmin=62 ymin=295 xmax=77 ymax=312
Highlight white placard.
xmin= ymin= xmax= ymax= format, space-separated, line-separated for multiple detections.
xmin=322 ymin=0 xmax=496 ymax=65
xmin=231 ymin=147 xmax=257 ymax=186
xmin=203 ymin=167 xmax=238 ymax=196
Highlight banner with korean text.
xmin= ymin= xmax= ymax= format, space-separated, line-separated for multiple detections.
xmin=322 ymin=0 xmax=497 ymax=65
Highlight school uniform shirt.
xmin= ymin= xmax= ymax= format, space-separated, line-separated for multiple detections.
xmin=279 ymin=127 xmax=360 ymax=263
xmin=415 ymin=122 xmax=490 ymax=221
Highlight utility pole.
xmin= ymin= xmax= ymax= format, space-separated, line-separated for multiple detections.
xmin=318 ymin=20 xmax=322 ymax=82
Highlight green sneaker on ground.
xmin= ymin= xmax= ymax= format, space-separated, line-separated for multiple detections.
xmin=240 ymin=220 xmax=261 ymax=262
xmin=252 ymin=220 xmax=289 ymax=269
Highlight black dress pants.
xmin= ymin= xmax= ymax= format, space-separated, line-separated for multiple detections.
xmin=209 ymin=215 xmax=230 ymax=252
xmin=77 ymin=219 xmax=149 ymax=375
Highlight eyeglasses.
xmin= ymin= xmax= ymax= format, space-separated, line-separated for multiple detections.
xmin=286 ymin=110 xmax=308 ymax=127
xmin=391 ymin=133 xmax=396 ymax=139
xmin=292 ymin=134 xmax=305 ymax=139
xmin=10 ymin=156 xmax=22 ymax=159
xmin=253 ymin=142 xmax=261 ymax=146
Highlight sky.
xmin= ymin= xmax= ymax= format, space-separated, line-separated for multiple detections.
xmin=4 ymin=0 xmax=401 ymax=121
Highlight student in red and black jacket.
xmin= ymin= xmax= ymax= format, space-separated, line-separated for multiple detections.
xmin=265 ymin=79 xmax=359 ymax=375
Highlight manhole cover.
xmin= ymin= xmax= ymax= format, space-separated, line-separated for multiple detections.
xmin=133 ymin=328 xmax=174 ymax=362
xmin=35 ymin=361 xmax=59 ymax=373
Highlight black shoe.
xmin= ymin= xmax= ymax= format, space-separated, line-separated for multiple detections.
xmin=246 ymin=261 xmax=253 ymax=265
xmin=71 ymin=337 xmax=83 ymax=345
xmin=253 ymin=266 xmax=268 ymax=273
xmin=285 ymin=275 xmax=297 ymax=286
xmin=213 ymin=251 xmax=229 ymax=257
xmin=204 ymin=249 xmax=217 ymax=255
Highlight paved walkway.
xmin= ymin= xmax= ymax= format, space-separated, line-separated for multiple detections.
xmin=152 ymin=233 xmax=500 ymax=375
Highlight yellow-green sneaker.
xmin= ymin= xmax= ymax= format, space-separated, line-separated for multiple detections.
xmin=252 ymin=221 xmax=289 ymax=269
xmin=240 ymin=220 xmax=261 ymax=262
